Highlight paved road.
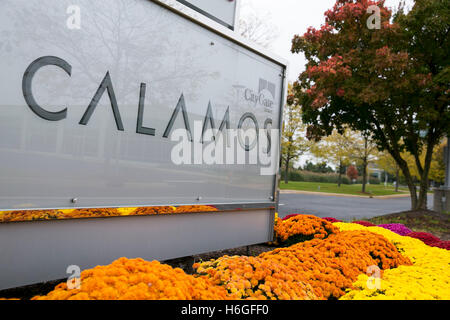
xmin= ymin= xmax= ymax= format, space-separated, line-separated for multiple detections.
xmin=278 ymin=192 xmax=434 ymax=221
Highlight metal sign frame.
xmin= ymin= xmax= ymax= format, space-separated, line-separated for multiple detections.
xmin=175 ymin=0 xmax=241 ymax=30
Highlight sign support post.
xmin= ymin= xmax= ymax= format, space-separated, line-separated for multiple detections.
xmin=434 ymin=137 xmax=450 ymax=213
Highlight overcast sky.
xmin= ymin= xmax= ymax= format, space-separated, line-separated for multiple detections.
xmin=240 ymin=0 xmax=415 ymax=83
xmin=239 ymin=0 xmax=414 ymax=167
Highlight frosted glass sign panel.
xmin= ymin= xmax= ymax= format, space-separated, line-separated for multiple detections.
xmin=176 ymin=0 xmax=238 ymax=28
xmin=0 ymin=0 xmax=285 ymax=211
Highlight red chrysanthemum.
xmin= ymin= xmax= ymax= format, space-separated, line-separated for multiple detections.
xmin=407 ymin=232 xmax=441 ymax=246
xmin=352 ymin=221 xmax=376 ymax=227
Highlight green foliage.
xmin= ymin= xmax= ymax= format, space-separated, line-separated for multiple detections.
xmin=291 ymin=0 xmax=449 ymax=209
xmin=282 ymin=84 xmax=310 ymax=183
xmin=302 ymin=161 xmax=334 ymax=173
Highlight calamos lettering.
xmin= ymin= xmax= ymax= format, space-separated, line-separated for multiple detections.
xmin=22 ymin=55 xmax=272 ymax=151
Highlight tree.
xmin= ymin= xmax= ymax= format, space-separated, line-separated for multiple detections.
xmin=347 ymin=132 xmax=379 ymax=193
xmin=282 ymin=85 xmax=309 ymax=184
xmin=292 ymin=0 xmax=450 ymax=210
xmin=347 ymin=165 xmax=359 ymax=181
xmin=309 ymin=129 xmax=353 ymax=186
xmin=238 ymin=1 xmax=279 ymax=49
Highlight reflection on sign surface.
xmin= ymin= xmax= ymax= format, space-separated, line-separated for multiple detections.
xmin=0 ymin=0 xmax=284 ymax=213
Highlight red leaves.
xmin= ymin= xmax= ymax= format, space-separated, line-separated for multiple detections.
xmin=325 ymin=1 xmax=366 ymax=22
xmin=324 ymin=0 xmax=392 ymax=26
xmin=303 ymin=55 xmax=353 ymax=109
xmin=336 ymin=88 xmax=346 ymax=97
xmin=307 ymin=55 xmax=351 ymax=79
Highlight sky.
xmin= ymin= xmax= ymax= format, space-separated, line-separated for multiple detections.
xmin=239 ymin=0 xmax=414 ymax=167
xmin=240 ymin=0 xmax=415 ymax=83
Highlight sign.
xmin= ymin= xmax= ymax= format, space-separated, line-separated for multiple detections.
xmin=0 ymin=0 xmax=286 ymax=289
xmin=176 ymin=0 xmax=238 ymax=29
xmin=0 ymin=0 xmax=285 ymax=212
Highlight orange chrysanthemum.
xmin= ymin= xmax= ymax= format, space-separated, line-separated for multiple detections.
xmin=32 ymin=258 xmax=235 ymax=300
xmin=194 ymin=255 xmax=318 ymax=300
xmin=260 ymin=230 xmax=412 ymax=299
xmin=271 ymin=214 xmax=340 ymax=246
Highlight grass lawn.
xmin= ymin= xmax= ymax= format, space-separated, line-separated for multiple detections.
xmin=280 ymin=181 xmax=410 ymax=197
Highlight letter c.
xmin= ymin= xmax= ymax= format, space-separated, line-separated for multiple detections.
xmin=244 ymin=88 xmax=252 ymax=101
xmin=22 ymin=56 xmax=72 ymax=121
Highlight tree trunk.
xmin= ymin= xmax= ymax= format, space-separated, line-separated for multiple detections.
xmin=362 ymin=158 xmax=368 ymax=193
xmin=417 ymin=176 xmax=429 ymax=210
xmin=397 ymin=160 xmax=418 ymax=210
xmin=338 ymin=160 xmax=342 ymax=187
xmin=395 ymin=168 xmax=399 ymax=192
xmin=416 ymin=139 xmax=436 ymax=210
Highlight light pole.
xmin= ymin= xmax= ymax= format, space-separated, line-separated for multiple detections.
xmin=445 ymin=137 xmax=450 ymax=189
xmin=434 ymin=137 xmax=450 ymax=213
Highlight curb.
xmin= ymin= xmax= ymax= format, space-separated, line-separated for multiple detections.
xmin=280 ymin=189 xmax=411 ymax=199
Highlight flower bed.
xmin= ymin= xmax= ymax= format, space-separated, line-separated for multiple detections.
xmin=334 ymin=223 xmax=450 ymax=300
xmin=3 ymin=214 xmax=447 ymax=300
